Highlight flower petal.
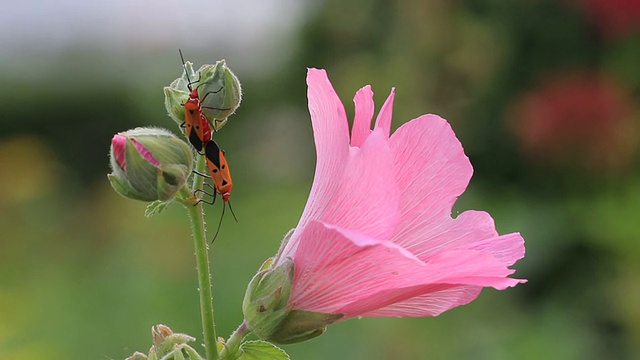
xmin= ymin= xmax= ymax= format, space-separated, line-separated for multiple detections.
xmin=336 ymin=248 xmax=524 ymax=317
xmin=400 ymin=210 xmax=498 ymax=258
xmin=361 ymin=285 xmax=482 ymax=317
xmin=468 ymin=232 xmax=526 ymax=267
xmin=289 ymin=221 xmax=522 ymax=318
xmin=111 ymin=134 xmax=127 ymax=170
xmin=323 ymin=129 xmax=400 ymax=238
xmin=421 ymin=248 xmax=525 ymax=289
xmin=351 ymin=85 xmax=375 ymax=147
xmin=393 ymin=205 xmax=525 ymax=271
xmin=288 ymin=221 xmax=429 ymax=315
xmin=306 ymin=69 xmax=350 ymax=154
xmin=387 ymin=114 xmax=474 ymax=251
xmin=282 ymin=128 xmax=400 ymax=260
xmin=280 ymin=69 xmax=351 ymax=256
xmin=131 ymin=138 xmax=160 ymax=166
xmin=374 ymin=88 xmax=395 ymax=138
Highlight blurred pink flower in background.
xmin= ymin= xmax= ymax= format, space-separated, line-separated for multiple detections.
xmin=273 ymin=69 xmax=526 ymax=319
xmin=509 ymin=71 xmax=637 ymax=172
xmin=577 ymin=0 xmax=640 ymax=39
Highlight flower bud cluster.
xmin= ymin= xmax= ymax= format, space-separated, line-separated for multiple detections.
xmin=125 ymin=324 xmax=203 ymax=360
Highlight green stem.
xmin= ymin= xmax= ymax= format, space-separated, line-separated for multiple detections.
xmin=192 ymin=153 xmax=207 ymax=191
xmin=179 ymin=155 xmax=218 ymax=360
xmin=219 ymin=322 xmax=251 ymax=360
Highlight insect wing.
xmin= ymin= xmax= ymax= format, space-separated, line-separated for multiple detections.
xmin=183 ymin=98 xmax=208 ymax=152
xmin=204 ymin=140 xmax=232 ymax=199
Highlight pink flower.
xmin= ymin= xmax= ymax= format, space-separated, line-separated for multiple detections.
xmin=509 ymin=71 xmax=637 ymax=172
xmin=273 ymin=69 xmax=526 ymax=319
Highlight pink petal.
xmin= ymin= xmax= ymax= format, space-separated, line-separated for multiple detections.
xmin=361 ymin=285 xmax=482 ymax=317
xmin=422 ymin=248 xmax=525 ymax=289
xmin=111 ymin=134 xmax=127 ymax=170
xmin=282 ymin=129 xmax=400 ymax=260
xmin=338 ymin=249 xmax=523 ymax=317
xmin=399 ymin=210 xmax=498 ymax=259
xmin=390 ymin=196 xmax=525 ymax=271
xmin=374 ymin=88 xmax=395 ymax=138
xmin=289 ymin=221 xmax=523 ymax=318
xmin=318 ymin=129 xmax=400 ymax=239
xmin=280 ymin=69 xmax=351 ymax=256
xmin=130 ymin=138 xmax=160 ymax=166
xmin=289 ymin=221 xmax=429 ymax=315
xmin=468 ymin=232 xmax=526 ymax=267
xmin=351 ymin=85 xmax=375 ymax=147
xmin=387 ymin=114 xmax=474 ymax=251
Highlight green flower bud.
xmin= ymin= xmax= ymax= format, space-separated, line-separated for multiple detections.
xmin=197 ymin=60 xmax=242 ymax=130
xmin=163 ymin=60 xmax=195 ymax=126
xmin=242 ymin=257 xmax=344 ymax=344
xmin=164 ymin=86 xmax=189 ymax=126
xmin=164 ymin=59 xmax=242 ymax=131
xmin=108 ymin=127 xmax=194 ymax=202
xmin=242 ymin=258 xmax=294 ymax=340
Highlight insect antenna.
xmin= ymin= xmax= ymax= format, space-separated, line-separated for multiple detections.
xmin=227 ymin=200 xmax=238 ymax=222
xmin=210 ymin=202 xmax=226 ymax=243
xmin=178 ymin=49 xmax=193 ymax=90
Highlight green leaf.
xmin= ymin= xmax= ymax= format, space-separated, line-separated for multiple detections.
xmin=238 ymin=340 xmax=290 ymax=360
xmin=145 ymin=200 xmax=170 ymax=218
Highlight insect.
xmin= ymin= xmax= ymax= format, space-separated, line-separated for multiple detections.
xmin=204 ymin=139 xmax=233 ymax=202
xmin=179 ymin=50 xmax=214 ymax=153
xmin=193 ymin=139 xmax=237 ymax=242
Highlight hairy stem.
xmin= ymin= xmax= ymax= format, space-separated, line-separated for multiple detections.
xmin=179 ymin=154 xmax=218 ymax=360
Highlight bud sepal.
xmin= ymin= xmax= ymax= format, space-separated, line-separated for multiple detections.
xmin=242 ymin=258 xmax=294 ymax=340
xmin=242 ymin=256 xmax=345 ymax=344
xmin=196 ymin=60 xmax=242 ymax=130
xmin=267 ymin=309 xmax=344 ymax=344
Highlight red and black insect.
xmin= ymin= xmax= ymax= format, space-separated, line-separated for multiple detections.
xmin=179 ymin=50 xmax=214 ymax=153
xmin=193 ymin=139 xmax=237 ymax=242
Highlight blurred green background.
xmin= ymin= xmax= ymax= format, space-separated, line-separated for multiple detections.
xmin=1 ymin=0 xmax=639 ymax=359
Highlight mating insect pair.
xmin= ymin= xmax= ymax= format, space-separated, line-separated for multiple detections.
xmin=178 ymin=50 xmax=236 ymax=241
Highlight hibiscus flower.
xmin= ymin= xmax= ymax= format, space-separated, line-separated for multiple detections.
xmin=243 ymin=68 xmax=526 ymax=343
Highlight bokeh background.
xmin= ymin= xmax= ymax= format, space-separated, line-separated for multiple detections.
xmin=1 ymin=0 xmax=639 ymax=359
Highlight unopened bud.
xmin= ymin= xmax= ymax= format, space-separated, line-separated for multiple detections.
xmin=164 ymin=60 xmax=242 ymax=132
xmin=197 ymin=60 xmax=242 ymax=130
xmin=108 ymin=127 xmax=193 ymax=202
xmin=242 ymin=258 xmax=294 ymax=340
